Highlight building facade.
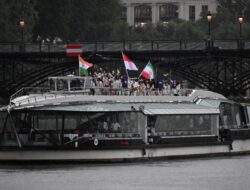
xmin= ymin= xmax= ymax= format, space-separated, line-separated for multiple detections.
xmin=121 ymin=0 xmax=218 ymax=26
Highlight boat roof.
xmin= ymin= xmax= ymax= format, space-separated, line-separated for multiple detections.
xmin=15 ymin=102 xmax=220 ymax=115
xmin=2 ymin=84 xmax=228 ymax=112
xmin=48 ymin=76 xmax=90 ymax=80
xmin=9 ymin=95 xmax=193 ymax=110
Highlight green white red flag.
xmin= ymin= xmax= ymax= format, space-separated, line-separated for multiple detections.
xmin=140 ymin=61 xmax=155 ymax=80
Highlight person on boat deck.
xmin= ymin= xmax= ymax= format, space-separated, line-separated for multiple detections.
xmin=121 ymin=76 xmax=128 ymax=88
xmin=111 ymin=122 xmax=121 ymax=132
xmin=139 ymin=80 xmax=147 ymax=96
xmin=103 ymin=121 xmax=108 ymax=132
xmin=157 ymin=77 xmax=164 ymax=95
xmin=130 ymin=79 xmax=140 ymax=96
xmin=97 ymin=121 xmax=103 ymax=132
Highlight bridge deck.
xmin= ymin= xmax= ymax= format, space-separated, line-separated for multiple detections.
xmin=0 ymin=39 xmax=249 ymax=53
xmin=1 ymin=39 xmax=250 ymax=102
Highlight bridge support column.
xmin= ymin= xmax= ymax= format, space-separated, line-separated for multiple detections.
xmin=152 ymin=3 xmax=159 ymax=24
xmin=126 ymin=3 xmax=135 ymax=26
xmin=178 ymin=2 xmax=186 ymax=20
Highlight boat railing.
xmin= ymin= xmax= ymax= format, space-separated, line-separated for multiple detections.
xmin=70 ymin=86 xmax=193 ymax=97
xmin=9 ymin=87 xmax=90 ymax=107
xmin=9 ymin=86 xmax=194 ymax=107
xmin=9 ymin=87 xmax=50 ymax=105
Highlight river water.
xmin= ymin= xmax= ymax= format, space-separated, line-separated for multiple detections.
xmin=0 ymin=156 xmax=250 ymax=190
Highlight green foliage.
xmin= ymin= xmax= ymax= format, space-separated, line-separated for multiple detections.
xmin=0 ymin=0 xmax=250 ymax=42
xmin=0 ymin=0 xmax=38 ymax=42
xmin=33 ymin=0 xmax=122 ymax=42
xmin=33 ymin=0 xmax=73 ymax=41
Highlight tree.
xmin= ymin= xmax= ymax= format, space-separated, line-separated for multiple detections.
xmin=33 ymin=0 xmax=122 ymax=42
xmin=33 ymin=0 xmax=72 ymax=42
xmin=0 ymin=0 xmax=38 ymax=42
xmin=69 ymin=0 xmax=122 ymax=41
xmin=218 ymin=0 xmax=250 ymax=22
xmin=0 ymin=0 xmax=10 ymax=42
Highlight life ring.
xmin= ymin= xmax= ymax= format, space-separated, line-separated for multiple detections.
xmin=94 ymin=138 xmax=99 ymax=146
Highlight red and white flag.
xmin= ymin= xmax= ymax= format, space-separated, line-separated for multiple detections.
xmin=122 ymin=52 xmax=138 ymax=71
xmin=66 ymin=44 xmax=82 ymax=57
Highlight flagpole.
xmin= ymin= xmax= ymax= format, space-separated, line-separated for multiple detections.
xmin=125 ymin=67 xmax=129 ymax=79
xmin=169 ymin=68 xmax=172 ymax=92
xmin=78 ymin=56 xmax=80 ymax=76
xmin=138 ymin=70 xmax=142 ymax=79
xmin=138 ymin=60 xmax=151 ymax=79
xmin=138 ymin=61 xmax=148 ymax=79
xmin=155 ymin=65 xmax=157 ymax=81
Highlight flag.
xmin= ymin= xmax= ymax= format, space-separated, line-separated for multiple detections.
xmin=140 ymin=61 xmax=155 ymax=80
xmin=79 ymin=56 xmax=93 ymax=76
xmin=122 ymin=52 xmax=138 ymax=71
xmin=66 ymin=44 xmax=82 ymax=57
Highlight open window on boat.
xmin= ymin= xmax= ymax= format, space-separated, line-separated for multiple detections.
xmin=48 ymin=76 xmax=95 ymax=92
xmin=0 ymin=110 xmax=21 ymax=147
xmin=219 ymin=102 xmax=241 ymax=129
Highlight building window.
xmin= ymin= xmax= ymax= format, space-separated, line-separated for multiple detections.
xmin=201 ymin=5 xmax=208 ymax=16
xmin=189 ymin=6 xmax=195 ymax=21
xmin=121 ymin=6 xmax=127 ymax=21
xmin=160 ymin=4 xmax=178 ymax=22
xmin=134 ymin=4 xmax=152 ymax=27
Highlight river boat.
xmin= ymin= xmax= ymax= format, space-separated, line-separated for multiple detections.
xmin=0 ymin=76 xmax=250 ymax=162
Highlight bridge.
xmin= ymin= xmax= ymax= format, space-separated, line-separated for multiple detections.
xmin=1 ymin=39 xmax=250 ymax=103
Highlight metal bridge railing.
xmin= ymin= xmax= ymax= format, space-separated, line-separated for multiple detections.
xmin=0 ymin=39 xmax=249 ymax=53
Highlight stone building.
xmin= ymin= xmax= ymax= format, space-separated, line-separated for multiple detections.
xmin=121 ymin=0 xmax=218 ymax=26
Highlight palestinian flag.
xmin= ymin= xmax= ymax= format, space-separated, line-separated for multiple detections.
xmin=79 ymin=56 xmax=93 ymax=76
xmin=140 ymin=61 xmax=155 ymax=80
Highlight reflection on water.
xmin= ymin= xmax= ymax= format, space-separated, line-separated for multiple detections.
xmin=0 ymin=156 xmax=250 ymax=190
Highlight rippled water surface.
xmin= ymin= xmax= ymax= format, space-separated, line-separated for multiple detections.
xmin=0 ymin=156 xmax=250 ymax=190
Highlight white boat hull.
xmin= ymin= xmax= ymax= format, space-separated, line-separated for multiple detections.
xmin=1 ymin=141 xmax=249 ymax=162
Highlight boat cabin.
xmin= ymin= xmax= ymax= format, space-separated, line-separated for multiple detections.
xmin=0 ymin=100 xmax=223 ymax=148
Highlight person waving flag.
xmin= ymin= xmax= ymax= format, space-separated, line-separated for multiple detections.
xmin=139 ymin=60 xmax=155 ymax=80
xmin=79 ymin=56 xmax=93 ymax=76
xmin=122 ymin=52 xmax=138 ymax=71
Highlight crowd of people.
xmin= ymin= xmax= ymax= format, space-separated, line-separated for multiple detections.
xmin=88 ymin=67 xmax=182 ymax=96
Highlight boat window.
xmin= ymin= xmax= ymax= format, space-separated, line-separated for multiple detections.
xmin=84 ymin=77 xmax=95 ymax=88
xmin=152 ymin=114 xmax=217 ymax=136
xmin=247 ymin=106 xmax=250 ymax=124
xmin=0 ymin=110 xmax=143 ymax=147
xmin=34 ymin=113 xmax=58 ymax=130
xmin=27 ymin=112 xmax=142 ymax=137
xmin=74 ymin=112 xmax=140 ymax=135
xmin=57 ymin=79 xmax=68 ymax=91
xmin=70 ymin=78 xmax=85 ymax=91
xmin=0 ymin=111 xmax=19 ymax=142
xmin=49 ymin=79 xmax=56 ymax=91
xmin=0 ymin=111 xmax=7 ymax=134
xmin=219 ymin=103 xmax=240 ymax=128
